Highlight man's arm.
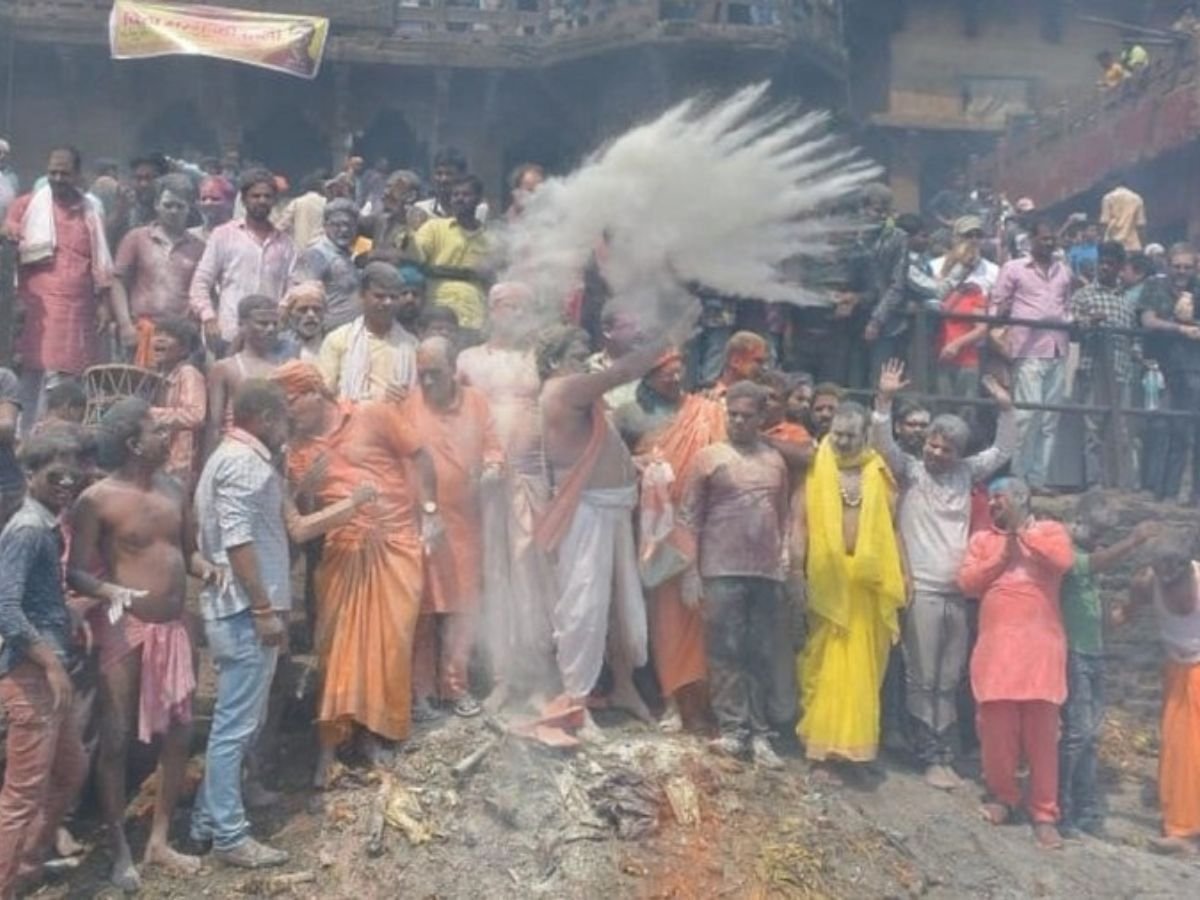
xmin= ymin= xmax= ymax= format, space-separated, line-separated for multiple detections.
xmin=678 ymin=451 xmax=709 ymax=536
xmin=966 ymin=376 xmax=1017 ymax=479
xmin=289 ymin=247 xmax=326 ymax=288
xmin=409 ymin=447 xmax=438 ymax=507
xmin=110 ymin=232 xmax=139 ymax=352
xmin=0 ymin=526 xmax=73 ymax=709
xmin=1090 ymin=520 xmax=1158 ymax=574
xmin=188 ymin=235 xmax=221 ymax=336
xmin=957 ymin=532 xmax=1014 ymax=597
xmin=204 ymin=362 xmax=228 ymax=460
xmin=0 ymin=371 xmax=19 ymax=448
xmin=867 ymin=234 xmax=908 ymax=337
xmin=65 ymin=490 xmax=117 ymax=613
xmin=762 ymin=433 xmax=813 ymax=470
xmin=1017 ymin=521 xmax=1074 ymax=576
xmin=316 ymin=329 xmax=344 ymax=395
xmin=870 ymin=358 xmax=915 ymax=479
xmin=282 ymin=489 xmax=374 ymax=544
xmin=152 ymin=366 xmax=206 ymax=432
xmin=990 ymin=262 xmax=1016 ymax=318
xmin=553 ymin=338 xmax=671 ymax=411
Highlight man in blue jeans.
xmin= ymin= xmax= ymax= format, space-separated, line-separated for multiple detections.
xmin=990 ymin=220 xmax=1073 ymax=490
xmin=191 ymin=380 xmax=373 ymax=868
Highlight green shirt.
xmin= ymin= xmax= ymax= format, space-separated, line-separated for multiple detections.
xmin=1061 ymin=551 xmax=1103 ymax=655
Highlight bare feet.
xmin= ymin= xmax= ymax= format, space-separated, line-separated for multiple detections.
xmin=362 ymin=733 xmax=397 ymax=768
xmin=313 ymin=746 xmax=337 ymax=790
xmin=55 ymin=826 xmax=85 ymax=858
xmin=980 ymin=802 xmax=1010 ymax=825
xmin=608 ymin=681 xmax=654 ymax=724
xmin=1033 ymin=823 xmax=1064 ymax=850
xmin=109 ymin=854 xmax=142 ymax=893
xmin=577 ymin=708 xmax=606 ymax=744
xmin=244 ymin=779 xmax=282 ymax=809
xmin=482 ymin=683 xmax=511 ymax=715
xmin=658 ymin=702 xmax=683 ymax=734
xmin=923 ymin=764 xmax=963 ymax=791
xmin=143 ymin=841 xmax=202 ymax=875
xmin=1150 ymin=835 xmax=1200 ymax=855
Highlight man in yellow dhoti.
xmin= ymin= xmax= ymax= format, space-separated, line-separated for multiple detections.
xmin=799 ymin=401 xmax=906 ymax=769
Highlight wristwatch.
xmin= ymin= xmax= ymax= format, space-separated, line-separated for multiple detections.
xmin=422 ymin=500 xmax=439 ymax=515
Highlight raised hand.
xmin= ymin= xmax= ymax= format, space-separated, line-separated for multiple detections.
xmin=1132 ymin=520 xmax=1162 ymax=544
xmin=877 ymin=358 xmax=909 ymax=400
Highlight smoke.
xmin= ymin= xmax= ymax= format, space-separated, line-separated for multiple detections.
xmin=496 ymin=81 xmax=882 ymax=332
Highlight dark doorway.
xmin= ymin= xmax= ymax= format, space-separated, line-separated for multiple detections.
xmin=136 ymin=100 xmax=219 ymax=158
xmin=242 ymin=105 xmax=330 ymax=183
xmin=353 ymin=108 xmax=423 ymax=175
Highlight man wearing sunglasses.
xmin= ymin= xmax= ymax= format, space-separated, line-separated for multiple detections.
xmin=0 ymin=429 xmax=88 ymax=898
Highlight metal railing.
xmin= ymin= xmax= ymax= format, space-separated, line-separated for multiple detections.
xmin=864 ymin=302 xmax=1200 ymax=490
xmin=980 ymin=35 xmax=1200 ymax=203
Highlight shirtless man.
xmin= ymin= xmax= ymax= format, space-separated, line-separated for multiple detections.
xmin=205 ymin=294 xmax=282 ymax=456
xmin=535 ymin=317 xmax=691 ymax=733
xmin=68 ymin=397 xmax=213 ymax=890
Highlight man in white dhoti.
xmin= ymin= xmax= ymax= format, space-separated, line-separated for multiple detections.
xmin=534 ymin=324 xmax=673 ymax=734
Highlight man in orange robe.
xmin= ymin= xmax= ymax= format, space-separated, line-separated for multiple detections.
xmin=408 ymin=337 xmax=503 ymax=720
xmin=615 ymin=349 xmax=725 ymax=730
xmin=270 ymin=361 xmax=441 ymax=787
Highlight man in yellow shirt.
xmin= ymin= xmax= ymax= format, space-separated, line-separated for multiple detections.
xmin=414 ymin=175 xmax=490 ymax=335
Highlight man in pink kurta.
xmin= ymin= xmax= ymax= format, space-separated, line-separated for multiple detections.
xmin=958 ymin=476 xmax=1073 ymax=848
xmin=4 ymin=147 xmax=112 ymax=434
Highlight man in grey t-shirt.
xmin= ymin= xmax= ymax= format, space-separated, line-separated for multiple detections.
xmin=872 ymin=360 xmax=1016 ymax=789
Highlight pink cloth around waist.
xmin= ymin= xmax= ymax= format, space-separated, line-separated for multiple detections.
xmin=96 ymin=612 xmax=196 ymax=743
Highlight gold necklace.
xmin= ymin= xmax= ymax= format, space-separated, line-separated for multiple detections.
xmin=838 ymin=470 xmax=863 ymax=507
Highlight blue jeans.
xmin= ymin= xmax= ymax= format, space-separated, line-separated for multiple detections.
xmin=1058 ymin=650 xmax=1105 ymax=830
xmin=190 ymin=610 xmax=278 ymax=851
xmin=1012 ymin=357 xmax=1066 ymax=488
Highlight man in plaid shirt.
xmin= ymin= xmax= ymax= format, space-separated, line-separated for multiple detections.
xmin=1072 ymin=241 xmax=1135 ymax=487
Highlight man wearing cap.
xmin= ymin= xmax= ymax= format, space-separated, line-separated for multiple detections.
xmin=317 ymin=262 xmax=421 ymax=403
xmin=290 ymin=199 xmax=361 ymax=332
xmin=931 ymin=216 xmax=999 ymax=398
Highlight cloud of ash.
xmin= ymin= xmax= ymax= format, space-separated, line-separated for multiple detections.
xmin=493 ymin=81 xmax=882 ymax=335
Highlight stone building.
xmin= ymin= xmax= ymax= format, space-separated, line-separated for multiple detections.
xmin=0 ymin=0 xmax=848 ymax=197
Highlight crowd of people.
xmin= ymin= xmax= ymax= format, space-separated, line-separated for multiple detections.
xmin=0 ymin=136 xmax=1198 ymax=898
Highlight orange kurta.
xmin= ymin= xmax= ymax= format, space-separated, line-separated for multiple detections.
xmin=636 ymin=393 xmax=726 ymax=697
xmin=287 ymin=400 xmax=424 ymax=743
xmin=406 ymin=385 xmax=503 ymax=614
xmin=1161 ymin=660 xmax=1200 ymax=839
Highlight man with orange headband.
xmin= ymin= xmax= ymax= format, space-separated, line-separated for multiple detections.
xmin=408 ymin=337 xmax=502 ymax=720
xmin=615 ymin=347 xmax=725 ymax=731
xmin=706 ymin=331 xmax=770 ymax=401
xmin=270 ymin=360 xmax=440 ymax=786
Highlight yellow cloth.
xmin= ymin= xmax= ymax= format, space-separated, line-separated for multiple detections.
xmin=413 ymin=217 xmax=489 ymax=330
xmin=798 ymin=441 xmax=905 ymax=761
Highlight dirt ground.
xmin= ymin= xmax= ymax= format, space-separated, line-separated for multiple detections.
xmin=30 ymin=492 xmax=1200 ymax=899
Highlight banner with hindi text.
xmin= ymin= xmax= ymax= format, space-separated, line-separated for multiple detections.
xmin=108 ymin=1 xmax=330 ymax=80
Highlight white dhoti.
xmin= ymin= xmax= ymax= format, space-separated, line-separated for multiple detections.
xmin=480 ymin=470 xmax=558 ymax=691
xmin=552 ymin=484 xmax=648 ymax=697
